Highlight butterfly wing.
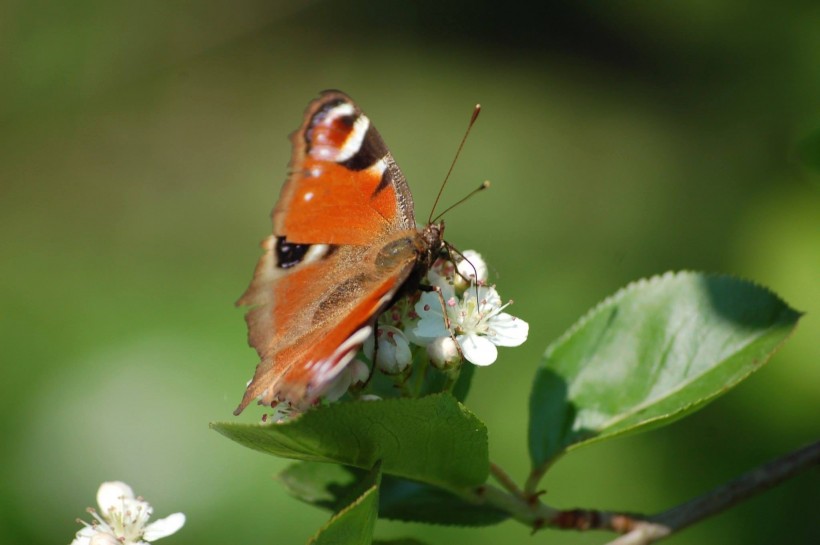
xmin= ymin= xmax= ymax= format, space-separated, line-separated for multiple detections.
xmin=235 ymin=91 xmax=421 ymax=414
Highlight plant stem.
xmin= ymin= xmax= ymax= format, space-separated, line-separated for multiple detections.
xmin=643 ymin=438 xmax=820 ymax=535
xmin=412 ymin=350 xmax=429 ymax=397
xmin=442 ymin=366 xmax=461 ymax=393
xmin=470 ymin=484 xmax=558 ymax=527
xmin=524 ymin=461 xmax=550 ymax=497
xmin=479 ymin=440 xmax=820 ymax=543
xmin=489 ymin=462 xmax=525 ymax=497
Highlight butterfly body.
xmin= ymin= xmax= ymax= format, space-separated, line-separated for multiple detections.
xmin=235 ymin=91 xmax=444 ymax=415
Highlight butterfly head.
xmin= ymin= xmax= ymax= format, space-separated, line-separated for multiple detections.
xmin=419 ymin=221 xmax=446 ymax=269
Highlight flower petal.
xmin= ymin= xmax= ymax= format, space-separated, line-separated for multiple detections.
xmin=371 ymin=326 xmax=410 ymax=374
xmin=88 ymin=533 xmax=121 ymax=545
xmin=412 ymin=292 xmax=449 ymax=342
xmin=348 ymin=359 xmax=370 ymax=384
xmin=458 ymin=333 xmax=498 ymax=366
xmin=70 ymin=526 xmax=97 ymax=545
xmin=322 ymin=368 xmax=354 ymax=402
xmin=427 ymin=336 xmax=461 ymax=369
xmin=142 ymin=513 xmax=186 ymax=542
xmin=426 ymin=268 xmax=455 ymax=297
xmin=457 ymin=250 xmax=488 ymax=284
xmin=488 ymin=313 xmax=529 ymax=347
xmin=462 ymin=284 xmax=502 ymax=310
xmin=97 ymin=481 xmax=135 ymax=514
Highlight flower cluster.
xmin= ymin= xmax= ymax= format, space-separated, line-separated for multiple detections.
xmin=413 ymin=251 xmax=528 ymax=367
xmin=71 ymin=482 xmax=184 ymax=545
xmin=263 ymin=249 xmax=529 ymax=422
xmin=336 ymin=250 xmax=527 ymax=395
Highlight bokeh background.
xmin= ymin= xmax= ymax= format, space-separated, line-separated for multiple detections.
xmin=1 ymin=2 xmax=818 ymax=544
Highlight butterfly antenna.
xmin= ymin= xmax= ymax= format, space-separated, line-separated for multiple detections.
xmin=431 ymin=180 xmax=490 ymax=223
xmin=428 ymin=103 xmax=482 ymax=224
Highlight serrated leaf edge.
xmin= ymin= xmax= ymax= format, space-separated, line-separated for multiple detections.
xmin=210 ymin=392 xmax=476 ymax=432
xmin=533 ymin=270 xmax=801 ymax=464
xmin=542 ymin=271 xmax=799 ymax=360
xmin=307 ymin=483 xmax=379 ymax=545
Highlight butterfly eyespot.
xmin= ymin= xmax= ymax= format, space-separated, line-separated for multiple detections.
xmin=337 ymin=114 xmax=356 ymax=128
xmin=275 ymin=236 xmax=311 ymax=269
xmin=234 ymin=91 xmax=444 ymax=416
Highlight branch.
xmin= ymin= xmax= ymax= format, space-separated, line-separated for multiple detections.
xmin=596 ymin=439 xmax=819 ymax=544
xmin=645 ymin=438 xmax=820 ymax=534
xmin=477 ymin=440 xmax=819 ymax=543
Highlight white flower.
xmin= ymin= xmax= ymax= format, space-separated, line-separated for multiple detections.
xmin=364 ymin=325 xmax=412 ymax=374
xmin=263 ymin=401 xmax=298 ymax=424
xmin=322 ymin=359 xmax=370 ymax=402
xmin=413 ymin=285 xmax=528 ymax=366
xmin=426 ymin=257 xmax=458 ymax=295
xmin=71 ymin=481 xmax=184 ymax=545
xmin=426 ymin=336 xmax=462 ymax=370
xmin=427 ymin=250 xmax=488 ymax=295
xmin=456 ymin=250 xmax=488 ymax=286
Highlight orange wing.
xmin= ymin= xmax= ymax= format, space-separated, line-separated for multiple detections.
xmin=234 ymin=91 xmax=422 ymax=414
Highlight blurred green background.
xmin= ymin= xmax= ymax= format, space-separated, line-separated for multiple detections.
xmin=1 ymin=1 xmax=818 ymax=544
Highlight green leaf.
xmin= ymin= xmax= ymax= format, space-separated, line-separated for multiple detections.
xmin=212 ymin=393 xmax=489 ymax=491
xmin=529 ymin=272 xmax=801 ymax=470
xmin=364 ymin=349 xmax=474 ymax=402
xmin=279 ymin=461 xmax=360 ymax=511
xmin=373 ymin=537 xmax=425 ymax=545
xmin=378 ymin=472 xmax=508 ymax=526
xmin=280 ymin=461 xmax=508 ymax=527
xmin=418 ymin=359 xmax=475 ymax=402
xmin=309 ymin=462 xmax=381 ymax=545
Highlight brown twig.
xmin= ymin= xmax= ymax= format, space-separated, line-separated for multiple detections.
xmin=646 ymin=438 xmax=820 ymax=533
xmin=477 ymin=440 xmax=820 ymax=543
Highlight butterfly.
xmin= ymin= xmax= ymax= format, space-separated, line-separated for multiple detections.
xmin=234 ymin=90 xmax=446 ymax=415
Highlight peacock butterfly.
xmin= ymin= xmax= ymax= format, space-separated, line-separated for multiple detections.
xmin=234 ymin=90 xmax=447 ymax=415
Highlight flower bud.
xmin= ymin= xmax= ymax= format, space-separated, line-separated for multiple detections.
xmin=322 ymin=359 xmax=370 ymax=402
xmin=455 ymin=250 xmax=488 ymax=291
xmin=366 ymin=326 xmax=412 ymax=375
xmin=427 ymin=336 xmax=462 ymax=370
xmin=97 ymin=481 xmax=135 ymax=514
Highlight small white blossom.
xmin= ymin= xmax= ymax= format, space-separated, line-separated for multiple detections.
xmin=456 ymin=250 xmax=488 ymax=286
xmin=322 ymin=359 xmax=370 ymax=402
xmin=426 ymin=336 xmax=462 ymax=370
xmin=426 ymin=257 xmax=458 ymax=294
xmin=413 ymin=284 xmax=528 ymax=366
xmin=263 ymin=401 xmax=298 ymax=424
xmin=427 ymin=250 xmax=488 ymax=295
xmin=364 ymin=325 xmax=413 ymax=374
xmin=71 ymin=482 xmax=184 ymax=545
